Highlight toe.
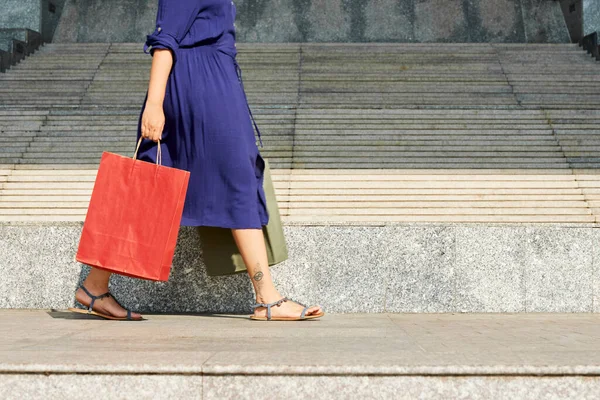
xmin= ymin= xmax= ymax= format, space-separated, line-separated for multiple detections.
xmin=307 ymin=305 xmax=321 ymax=315
xmin=253 ymin=307 xmax=266 ymax=318
xmin=131 ymin=311 xmax=143 ymax=319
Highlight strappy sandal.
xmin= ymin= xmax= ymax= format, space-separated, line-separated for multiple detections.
xmin=68 ymin=284 xmax=144 ymax=321
xmin=249 ymin=297 xmax=325 ymax=321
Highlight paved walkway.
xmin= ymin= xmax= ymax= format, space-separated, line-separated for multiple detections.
xmin=1 ymin=310 xmax=600 ymax=375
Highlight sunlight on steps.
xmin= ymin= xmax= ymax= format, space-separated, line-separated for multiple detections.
xmin=0 ymin=42 xmax=599 ymax=224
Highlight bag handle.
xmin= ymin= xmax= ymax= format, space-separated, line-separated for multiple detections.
xmin=133 ymin=136 xmax=162 ymax=166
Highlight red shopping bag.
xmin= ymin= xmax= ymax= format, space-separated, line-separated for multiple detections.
xmin=75 ymin=137 xmax=190 ymax=281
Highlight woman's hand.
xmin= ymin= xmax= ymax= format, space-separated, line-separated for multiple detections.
xmin=141 ymin=102 xmax=165 ymax=142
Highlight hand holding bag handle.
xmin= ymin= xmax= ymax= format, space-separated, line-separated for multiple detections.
xmin=133 ymin=137 xmax=162 ymax=165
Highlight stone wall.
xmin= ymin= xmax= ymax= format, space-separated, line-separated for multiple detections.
xmin=0 ymin=0 xmax=41 ymax=32
xmin=584 ymin=0 xmax=600 ymax=36
xmin=47 ymin=0 xmax=570 ymax=43
xmin=2 ymin=223 xmax=600 ymax=313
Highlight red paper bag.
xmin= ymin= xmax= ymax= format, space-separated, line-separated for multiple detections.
xmin=76 ymin=138 xmax=190 ymax=281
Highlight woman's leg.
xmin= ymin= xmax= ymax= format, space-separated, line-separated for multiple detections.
xmin=231 ymin=228 xmax=322 ymax=318
xmin=75 ymin=267 xmax=143 ymax=319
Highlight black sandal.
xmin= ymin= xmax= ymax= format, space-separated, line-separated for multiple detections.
xmin=68 ymin=284 xmax=144 ymax=321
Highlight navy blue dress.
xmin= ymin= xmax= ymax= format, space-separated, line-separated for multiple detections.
xmin=136 ymin=0 xmax=269 ymax=229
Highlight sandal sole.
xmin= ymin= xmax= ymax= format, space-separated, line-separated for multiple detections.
xmin=68 ymin=307 xmax=145 ymax=321
xmin=248 ymin=311 xmax=325 ymax=321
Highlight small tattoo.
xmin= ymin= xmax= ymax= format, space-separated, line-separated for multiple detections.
xmin=253 ymin=270 xmax=263 ymax=281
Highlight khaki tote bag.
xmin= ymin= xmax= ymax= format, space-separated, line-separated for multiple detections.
xmin=197 ymin=158 xmax=288 ymax=276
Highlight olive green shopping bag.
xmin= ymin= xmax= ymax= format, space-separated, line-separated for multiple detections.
xmin=197 ymin=158 xmax=288 ymax=276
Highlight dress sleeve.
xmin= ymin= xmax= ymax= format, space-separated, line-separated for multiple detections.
xmin=143 ymin=0 xmax=201 ymax=64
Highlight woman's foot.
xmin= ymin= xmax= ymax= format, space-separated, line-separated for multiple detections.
xmin=253 ymin=291 xmax=323 ymax=320
xmin=75 ymin=284 xmax=143 ymax=320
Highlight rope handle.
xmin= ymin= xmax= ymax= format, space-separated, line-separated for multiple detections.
xmin=133 ymin=136 xmax=162 ymax=165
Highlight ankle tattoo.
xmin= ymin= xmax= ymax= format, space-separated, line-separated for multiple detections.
xmin=252 ymin=263 xmax=264 ymax=287
xmin=253 ymin=270 xmax=263 ymax=282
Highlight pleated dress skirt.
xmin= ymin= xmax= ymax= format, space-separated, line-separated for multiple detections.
xmin=135 ymin=42 xmax=270 ymax=229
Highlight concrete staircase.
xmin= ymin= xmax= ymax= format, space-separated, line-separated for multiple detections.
xmin=1 ymin=42 xmax=600 ymax=224
xmin=1 ymin=41 xmax=600 ymax=315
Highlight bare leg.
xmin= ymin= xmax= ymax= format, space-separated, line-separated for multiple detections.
xmin=74 ymin=267 xmax=143 ymax=319
xmin=231 ymin=228 xmax=322 ymax=318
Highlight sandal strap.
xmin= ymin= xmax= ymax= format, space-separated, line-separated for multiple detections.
xmin=300 ymin=306 xmax=308 ymax=319
xmin=105 ymin=293 xmax=133 ymax=319
xmin=253 ymin=297 xmax=288 ymax=308
xmin=252 ymin=297 xmax=288 ymax=320
xmin=80 ymin=284 xmax=111 ymax=311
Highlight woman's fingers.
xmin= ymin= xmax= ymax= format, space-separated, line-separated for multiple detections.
xmin=150 ymin=123 xmax=161 ymax=142
xmin=141 ymin=116 xmax=151 ymax=139
xmin=158 ymin=121 xmax=165 ymax=140
xmin=141 ymin=105 xmax=165 ymax=142
xmin=141 ymin=117 xmax=156 ymax=141
xmin=148 ymin=125 xmax=155 ymax=141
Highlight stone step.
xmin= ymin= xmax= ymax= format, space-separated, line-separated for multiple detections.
xmin=289 ymin=163 xmax=570 ymax=168
xmin=21 ymin=144 xmax=567 ymax=152
xmin=1 ymin=312 xmax=599 ymax=398
xmin=1 ymin=207 xmax=589 ymax=218
xmin=0 ymin=168 xmax=597 ymax=222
